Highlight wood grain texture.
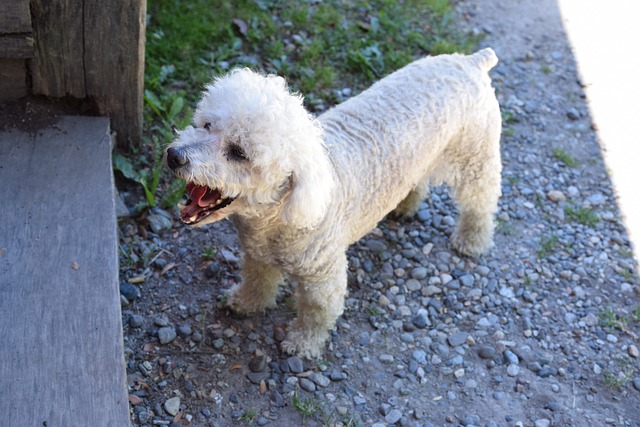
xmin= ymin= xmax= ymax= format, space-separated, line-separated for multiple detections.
xmin=30 ymin=0 xmax=146 ymax=147
xmin=84 ymin=0 xmax=147 ymax=147
xmin=0 ymin=0 xmax=31 ymax=34
xmin=0 ymin=34 xmax=34 ymax=58
xmin=0 ymin=58 xmax=27 ymax=101
xmin=30 ymin=0 xmax=86 ymax=98
xmin=0 ymin=117 xmax=130 ymax=427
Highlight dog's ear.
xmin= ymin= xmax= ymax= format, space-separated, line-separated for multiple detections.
xmin=280 ymin=141 xmax=334 ymax=229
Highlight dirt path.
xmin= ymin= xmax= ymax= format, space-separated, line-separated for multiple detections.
xmin=120 ymin=1 xmax=640 ymax=426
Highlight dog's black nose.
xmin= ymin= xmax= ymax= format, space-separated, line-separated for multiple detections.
xmin=166 ymin=147 xmax=189 ymax=171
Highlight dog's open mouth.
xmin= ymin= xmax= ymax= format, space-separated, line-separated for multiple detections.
xmin=179 ymin=183 xmax=234 ymax=224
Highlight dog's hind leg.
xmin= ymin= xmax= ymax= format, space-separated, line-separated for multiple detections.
xmin=449 ymin=126 xmax=502 ymax=257
xmin=392 ymin=177 xmax=430 ymax=218
xmin=227 ymin=256 xmax=283 ymax=314
xmin=281 ymin=255 xmax=348 ymax=359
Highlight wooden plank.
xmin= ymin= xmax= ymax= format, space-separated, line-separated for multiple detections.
xmin=0 ymin=116 xmax=130 ymax=427
xmin=0 ymin=58 xmax=27 ymax=101
xmin=0 ymin=34 xmax=34 ymax=58
xmin=84 ymin=0 xmax=146 ymax=148
xmin=0 ymin=0 xmax=31 ymax=34
xmin=30 ymin=0 xmax=86 ymax=98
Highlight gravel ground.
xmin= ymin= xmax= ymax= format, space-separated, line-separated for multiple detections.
xmin=118 ymin=0 xmax=640 ymax=426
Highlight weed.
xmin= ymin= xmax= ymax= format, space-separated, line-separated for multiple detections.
xmin=634 ymin=307 xmax=640 ymax=322
xmin=552 ymin=147 xmax=579 ymax=168
xmin=239 ymin=407 xmax=257 ymax=426
xmin=603 ymin=360 xmax=635 ymax=390
xmin=565 ymin=204 xmax=599 ymax=227
xmin=293 ymin=390 xmax=323 ymax=419
xmin=200 ymin=245 xmax=218 ymax=260
xmin=537 ymin=235 xmax=560 ymax=258
xmin=599 ymin=307 xmax=629 ymax=330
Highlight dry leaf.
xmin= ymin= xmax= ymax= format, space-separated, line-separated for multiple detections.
xmin=128 ymin=394 xmax=142 ymax=405
xmin=161 ymin=262 xmax=176 ymax=276
xmin=129 ymin=276 xmax=145 ymax=284
xmin=71 ymin=262 xmax=79 ymax=270
xmin=143 ymin=342 xmax=155 ymax=352
xmin=230 ymin=364 xmax=242 ymax=371
xmin=259 ymin=380 xmax=267 ymax=394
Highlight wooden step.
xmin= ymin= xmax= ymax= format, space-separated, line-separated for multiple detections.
xmin=0 ymin=116 xmax=130 ymax=426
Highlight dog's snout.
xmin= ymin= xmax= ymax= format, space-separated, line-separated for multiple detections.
xmin=166 ymin=147 xmax=189 ymax=171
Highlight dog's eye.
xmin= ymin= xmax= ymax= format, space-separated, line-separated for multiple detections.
xmin=204 ymin=122 xmax=212 ymax=131
xmin=227 ymin=144 xmax=247 ymax=162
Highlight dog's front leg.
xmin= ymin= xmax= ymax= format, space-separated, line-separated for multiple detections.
xmin=281 ymin=256 xmax=348 ymax=359
xmin=227 ymin=255 xmax=283 ymax=314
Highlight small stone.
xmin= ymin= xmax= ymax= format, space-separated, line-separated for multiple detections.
xmin=459 ymin=274 xmax=475 ymax=287
xmin=154 ymin=315 xmax=169 ymax=327
xmin=545 ymin=401 xmax=561 ymax=412
xmin=309 ymin=372 xmax=330 ymax=388
xmin=367 ymin=239 xmax=387 ymax=252
xmin=632 ymin=377 xmax=640 ymax=391
xmin=158 ymin=327 xmax=177 ymax=345
xmin=422 ymin=285 xmax=442 ymax=296
xmin=629 ymin=345 xmax=639 ymax=358
xmin=299 ymin=378 xmax=316 ymax=392
xmin=380 ymin=354 xmax=395 ymax=363
xmin=567 ymin=108 xmax=580 ymax=120
xmin=164 ymin=396 xmax=180 ymax=416
xmin=478 ymin=346 xmax=496 ymax=359
xmin=448 ymin=332 xmax=468 ymax=347
xmin=411 ymin=267 xmax=428 ymax=280
xmin=504 ymin=349 xmax=519 ymax=365
xmin=454 ymin=368 xmax=465 ymax=378
xmin=413 ymin=312 xmax=430 ymax=329
xmin=129 ymin=314 xmax=143 ymax=328
xmin=535 ymin=420 xmax=551 ymax=427
xmin=246 ymin=371 xmax=269 ymax=385
xmin=120 ymin=283 xmax=141 ymax=301
xmin=177 ymin=325 xmax=192 ymax=337
xmin=547 ymin=190 xmax=566 ymax=202
xmin=287 ymin=356 xmax=304 ymax=374
xmin=384 ymin=409 xmax=403 ymax=424
xmin=249 ymin=354 xmax=268 ymax=372
xmin=406 ymin=279 xmax=422 ymax=291
xmin=507 ymin=364 xmax=520 ymax=376
xmin=147 ymin=209 xmax=174 ymax=233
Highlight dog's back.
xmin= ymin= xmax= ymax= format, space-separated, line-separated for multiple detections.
xmin=317 ymin=49 xmax=501 ymax=243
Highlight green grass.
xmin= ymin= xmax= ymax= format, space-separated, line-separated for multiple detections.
xmin=565 ymin=204 xmax=599 ymax=227
xmin=537 ymin=235 xmax=560 ymax=258
xmin=118 ymin=0 xmax=479 ymax=213
xmin=552 ymin=147 xmax=579 ymax=168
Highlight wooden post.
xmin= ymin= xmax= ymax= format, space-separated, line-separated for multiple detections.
xmin=29 ymin=0 xmax=146 ymax=148
xmin=0 ymin=0 xmax=33 ymax=101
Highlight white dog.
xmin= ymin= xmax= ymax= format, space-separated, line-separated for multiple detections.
xmin=166 ymin=48 xmax=502 ymax=358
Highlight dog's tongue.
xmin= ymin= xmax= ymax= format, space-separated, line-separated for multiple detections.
xmin=186 ymin=182 xmax=221 ymax=207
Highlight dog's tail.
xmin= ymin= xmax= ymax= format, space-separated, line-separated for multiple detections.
xmin=470 ymin=47 xmax=499 ymax=71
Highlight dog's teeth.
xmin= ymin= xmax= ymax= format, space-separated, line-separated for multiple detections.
xmin=190 ymin=215 xmax=197 ymax=222
xmin=215 ymin=199 xmax=222 ymax=205
xmin=177 ymin=203 xmax=185 ymax=210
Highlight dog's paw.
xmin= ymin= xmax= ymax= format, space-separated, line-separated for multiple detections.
xmin=280 ymin=326 xmax=328 ymax=360
xmin=226 ymin=283 xmax=276 ymax=315
xmin=451 ymin=232 xmax=493 ymax=258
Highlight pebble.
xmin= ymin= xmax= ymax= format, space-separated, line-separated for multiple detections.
xmin=547 ymin=190 xmax=566 ymax=202
xmin=535 ymin=420 xmax=551 ymax=427
xmin=119 ymin=283 xmax=141 ymax=301
xmin=384 ymin=409 xmax=403 ymax=424
xmin=158 ymin=327 xmax=177 ymax=345
xmin=448 ymin=332 xmax=468 ymax=347
xmin=249 ymin=354 xmax=268 ymax=372
xmin=287 ymin=356 xmax=304 ymax=374
xmin=129 ymin=314 xmax=143 ymax=328
xmin=411 ymin=267 xmax=428 ymax=279
xmin=164 ymin=396 xmax=180 ymax=416
xmin=299 ymin=377 xmax=316 ymax=392
xmin=507 ymin=364 xmax=520 ymax=377
xmin=629 ymin=345 xmax=639 ymax=358
xmin=478 ymin=346 xmax=496 ymax=359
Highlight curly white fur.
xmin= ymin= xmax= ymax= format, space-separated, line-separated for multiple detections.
xmin=166 ymin=48 xmax=502 ymax=358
